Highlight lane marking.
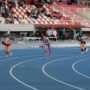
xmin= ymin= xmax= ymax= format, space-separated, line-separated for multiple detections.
xmin=10 ymin=57 xmax=45 ymax=90
xmin=72 ymin=58 xmax=90 ymax=79
xmin=42 ymin=55 xmax=85 ymax=90
xmin=9 ymin=54 xmax=72 ymax=90
xmin=0 ymin=54 xmax=45 ymax=63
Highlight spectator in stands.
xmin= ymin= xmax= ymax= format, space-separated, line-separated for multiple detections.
xmin=35 ymin=31 xmax=41 ymax=37
xmin=52 ymin=2 xmax=60 ymax=14
xmin=14 ymin=17 xmax=19 ymax=24
xmin=21 ymin=17 xmax=28 ymax=24
xmin=5 ymin=18 xmax=10 ymax=24
xmin=65 ymin=32 xmax=69 ymax=39
xmin=9 ymin=8 xmax=14 ymax=17
xmin=30 ymin=8 xmax=39 ymax=19
xmin=52 ymin=28 xmax=57 ymax=41
xmin=52 ymin=28 xmax=57 ymax=37
xmin=40 ymin=7 xmax=46 ymax=14
xmin=9 ymin=16 xmax=14 ymax=24
xmin=1 ymin=6 xmax=6 ymax=18
xmin=18 ymin=0 xmax=24 ymax=7
xmin=47 ymin=0 xmax=53 ymax=4
xmin=45 ymin=10 xmax=51 ymax=17
xmin=34 ymin=0 xmax=43 ymax=8
xmin=46 ymin=28 xmax=53 ymax=37
xmin=0 ymin=16 xmax=5 ymax=24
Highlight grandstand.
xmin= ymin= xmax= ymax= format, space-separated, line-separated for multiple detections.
xmin=1 ymin=1 xmax=90 ymax=90
xmin=0 ymin=0 xmax=90 ymax=39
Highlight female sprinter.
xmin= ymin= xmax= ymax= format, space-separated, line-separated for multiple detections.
xmin=4 ymin=38 xmax=12 ymax=57
xmin=41 ymin=36 xmax=51 ymax=56
xmin=76 ymin=34 xmax=88 ymax=54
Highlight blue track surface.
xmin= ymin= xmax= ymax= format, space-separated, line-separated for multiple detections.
xmin=0 ymin=47 xmax=90 ymax=90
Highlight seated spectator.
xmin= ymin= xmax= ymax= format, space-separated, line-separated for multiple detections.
xmin=1 ymin=6 xmax=6 ymax=18
xmin=14 ymin=17 xmax=19 ymax=24
xmin=46 ymin=28 xmax=53 ymax=37
xmin=45 ymin=10 xmax=51 ymax=17
xmin=18 ymin=1 xmax=23 ymax=7
xmin=52 ymin=28 xmax=57 ymax=41
xmin=40 ymin=7 xmax=46 ymax=14
xmin=34 ymin=2 xmax=43 ymax=8
xmin=5 ymin=18 xmax=10 ymax=24
xmin=52 ymin=28 xmax=57 ymax=37
xmin=21 ymin=17 xmax=28 ymax=24
xmin=47 ymin=0 xmax=53 ymax=4
xmin=30 ymin=8 xmax=39 ymax=19
xmin=52 ymin=3 xmax=60 ymax=14
xmin=9 ymin=17 xmax=14 ymax=24
xmin=0 ymin=17 xmax=5 ymax=24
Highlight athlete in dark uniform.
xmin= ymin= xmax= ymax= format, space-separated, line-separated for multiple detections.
xmin=76 ymin=34 xmax=88 ymax=54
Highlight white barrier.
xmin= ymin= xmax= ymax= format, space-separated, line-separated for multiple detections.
xmin=0 ymin=24 xmax=35 ymax=31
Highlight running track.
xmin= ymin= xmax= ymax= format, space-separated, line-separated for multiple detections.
xmin=0 ymin=47 xmax=90 ymax=90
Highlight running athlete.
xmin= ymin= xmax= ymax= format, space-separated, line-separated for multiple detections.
xmin=76 ymin=34 xmax=88 ymax=54
xmin=3 ymin=38 xmax=12 ymax=57
xmin=41 ymin=36 xmax=51 ymax=55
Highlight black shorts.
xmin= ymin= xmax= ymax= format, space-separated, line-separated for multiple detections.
xmin=80 ymin=40 xmax=86 ymax=44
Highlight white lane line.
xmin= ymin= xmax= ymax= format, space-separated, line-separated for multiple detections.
xmin=10 ymin=57 xmax=45 ymax=90
xmin=42 ymin=55 xmax=85 ymax=90
xmin=72 ymin=57 xmax=90 ymax=79
xmin=9 ymin=54 xmax=72 ymax=90
xmin=0 ymin=54 xmax=44 ymax=63
xmin=0 ymin=53 xmax=73 ymax=62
